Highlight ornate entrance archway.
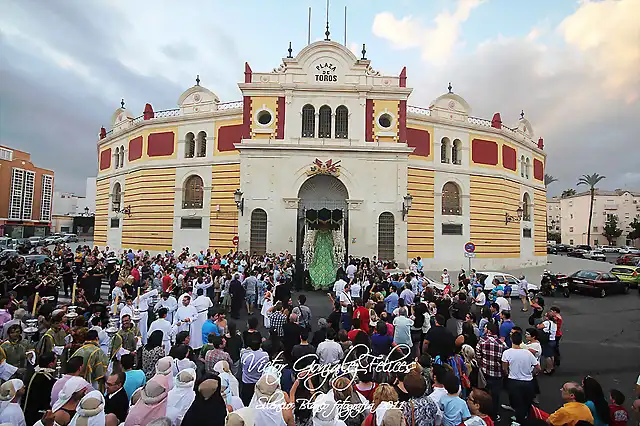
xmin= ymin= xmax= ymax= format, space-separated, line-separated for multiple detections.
xmin=296 ymin=175 xmax=349 ymax=289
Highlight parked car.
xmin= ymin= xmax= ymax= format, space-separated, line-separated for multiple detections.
xmin=568 ymin=248 xmax=587 ymax=258
xmin=599 ymin=246 xmax=620 ymax=253
xmin=618 ymin=246 xmax=640 ymax=255
xmin=0 ymin=238 xmax=15 ymax=251
xmin=28 ymin=236 xmax=44 ymax=247
xmin=609 ymin=266 xmax=640 ymax=288
xmin=44 ymin=236 xmax=58 ymax=245
xmin=547 ymin=245 xmax=558 ymax=254
xmin=62 ymin=233 xmax=78 ymax=243
xmin=555 ymin=244 xmax=569 ymax=253
xmin=475 ymin=271 xmax=525 ymax=295
xmin=20 ymin=254 xmax=52 ymax=265
xmin=615 ymin=254 xmax=640 ymax=266
xmin=567 ymin=269 xmax=629 ymax=297
xmin=583 ymin=250 xmax=606 ymax=261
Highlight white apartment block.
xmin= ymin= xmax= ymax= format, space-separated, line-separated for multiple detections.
xmin=560 ymin=189 xmax=640 ymax=247
xmin=547 ymin=196 xmax=561 ymax=233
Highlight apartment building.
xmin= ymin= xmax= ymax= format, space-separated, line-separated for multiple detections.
xmin=0 ymin=145 xmax=55 ymax=238
xmin=547 ymin=196 xmax=561 ymax=233
xmin=560 ymin=189 xmax=640 ymax=247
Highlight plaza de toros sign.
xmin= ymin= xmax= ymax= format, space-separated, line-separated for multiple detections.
xmin=314 ymin=62 xmax=338 ymax=82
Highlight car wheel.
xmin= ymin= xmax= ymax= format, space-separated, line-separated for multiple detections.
xmin=623 ymin=284 xmax=630 ymax=294
xmin=563 ymin=288 xmax=570 ymax=298
xmin=599 ymin=288 xmax=607 ymax=298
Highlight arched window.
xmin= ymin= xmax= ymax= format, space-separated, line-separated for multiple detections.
xmin=525 ymin=158 xmax=531 ymax=179
xmin=335 ymin=105 xmax=348 ymax=139
xmin=185 ymin=132 xmax=195 ymax=158
xmin=196 ymin=131 xmax=206 ymax=158
xmin=441 ymin=137 xmax=450 ymax=163
xmin=183 ymin=175 xmax=204 ymax=209
xmin=250 ymin=208 xmax=268 ymax=255
xmin=442 ymin=182 xmax=461 ymax=215
xmin=114 ymin=148 xmax=120 ymax=169
xmin=452 ymin=139 xmax=461 ymax=165
xmin=520 ymin=156 xmax=526 ymax=177
xmin=522 ymin=193 xmax=531 ymax=221
xmin=378 ymin=212 xmax=395 ymax=261
xmin=318 ymin=105 xmax=332 ymax=138
xmin=119 ymin=145 xmax=125 ymax=168
xmin=301 ymin=104 xmax=315 ymax=138
xmin=111 ymin=183 xmax=122 ymax=211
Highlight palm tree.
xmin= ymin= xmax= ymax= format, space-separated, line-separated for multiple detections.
xmin=544 ymin=174 xmax=558 ymax=187
xmin=577 ymin=173 xmax=606 ymax=246
xmin=561 ymin=188 xmax=576 ymax=198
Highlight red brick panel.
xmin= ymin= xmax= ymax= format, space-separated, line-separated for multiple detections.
xmin=99 ymin=148 xmax=111 ymax=170
xmin=502 ymin=145 xmax=517 ymax=171
xmin=472 ymin=139 xmax=499 ymax=165
xmin=218 ymin=124 xmax=243 ymax=152
xmin=147 ymin=132 xmax=175 ymax=157
xmin=399 ymin=100 xmax=407 ymax=143
xmin=276 ymin=96 xmax=285 ymax=139
xmin=129 ymin=136 xmax=143 ymax=161
xmin=534 ymin=159 xmax=544 ymax=181
xmin=365 ymin=99 xmax=374 ymax=142
xmin=407 ymin=128 xmax=430 ymax=157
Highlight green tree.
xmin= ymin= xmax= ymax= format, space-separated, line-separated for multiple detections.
xmin=602 ymin=215 xmax=623 ymax=245
xmin=547 ymin=231 xmax=561 ymax=244
xmin=561 ymin=188 xmax=576 ymax=198
xmin=629 ymin=218 xmax=640 ymax=242
xmin=577 ymin=173 xmax=606 ymax=246
xmin=544 ymin=174 xmax=558 ymax=187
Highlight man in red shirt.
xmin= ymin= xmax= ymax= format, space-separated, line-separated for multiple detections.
xmin=162 ymin=271 xmax=173 ymax=293
xmin=352 ymin=298 xmax=370 ymax=334
xmin=551 ymin=306 xmax=563 ymax=366
xmin=347 ymin=318 xmax=364 ymax=342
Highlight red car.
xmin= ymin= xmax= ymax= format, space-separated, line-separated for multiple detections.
xmin=615 ymin=254 xmax=640 ymax=266
xmin=567 ymin=270 xmax=630 ymax=298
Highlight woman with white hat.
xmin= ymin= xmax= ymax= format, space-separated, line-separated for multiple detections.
xmin=68 ymin=389 xmax=120 ymax=426
xmin=214 ymin=360 xmax=240 ymax=404
xmin=166 ymin=368 xmax=196 ymax=425
xmin=51 ymin=376 xmax=90 ymax=426
xmin=0 ymin=378 xmax=26 ymax=426
xmin=249 ymin=371 xmax=295 ymax=426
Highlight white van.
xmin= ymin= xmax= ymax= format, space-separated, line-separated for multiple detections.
xmin=0 ymin=237 xmax=14 ymax=250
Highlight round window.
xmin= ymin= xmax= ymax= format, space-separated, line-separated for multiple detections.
xmin=378 ymin=113 xmax=392 ymax=129
xmin=257 ymin=110 xmax=272 ymax=125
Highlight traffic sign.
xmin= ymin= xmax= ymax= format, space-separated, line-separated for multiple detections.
xmin=232 ymin=236 xmax=239 ymax=246
xmin=464 ymin=252 xmax=476 ymax=258
xmin=464 ymin=241 xmax=476 ymax=253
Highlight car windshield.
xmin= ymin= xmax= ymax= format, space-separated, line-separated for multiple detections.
xmin=575 ymin=270 xmax=599 ymax=280
xmin=610 ymin=267 xmax=630 ymax=274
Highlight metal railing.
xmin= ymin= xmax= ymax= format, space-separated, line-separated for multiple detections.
xmin=467 ymin=116 xmax=492 ymax=127
xmin=407 ymin=105 xmax=431 ymax=116
xmin=155 ymin=108 xmax=181 ymax=118
xmin=218 ymin=100 xmax=243 ymax=110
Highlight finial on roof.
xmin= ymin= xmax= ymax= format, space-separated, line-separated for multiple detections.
xmin=520 ymin=109 xmax=525 ymax=119
xmin=324 ymin=0 xmax=330 ymax=40
xmin=121 ymin=99 xmax=125 ymax=109
xmin=448 ymin=82 xmax=453 ymax=94
xmin=287 ymin=41 xmax=293 ymax=58
xmin=361 ymin=43 xmax=367 ymax=60
xmin=196 ymin=75 xmax=200 ymax=86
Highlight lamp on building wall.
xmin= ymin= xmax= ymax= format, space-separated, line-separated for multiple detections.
xmin=402 ymin=194 xmax=413 ymax=221
xmin=114 ymin=206 xmax=132 ymax=217
xmin=234 ymin=189 xmax=244 ymax=216
xmin=505 ymin=206 xmax=524 ymax=225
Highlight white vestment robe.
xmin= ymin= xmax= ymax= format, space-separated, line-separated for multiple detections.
xmin=155 ymin=295 xmax=178 ymax=323
xmin=148 ymin=317 xmax=173 ymax=354
xmin=189 ymin=295 xmax=213 ymax=349
xmin=135 ymin=289 xmax=158 ymax=344
xmin=173 ymin=303 xmax=198 ymax=337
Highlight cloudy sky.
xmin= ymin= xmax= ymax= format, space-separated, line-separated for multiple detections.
xmin=1 ymin=0 xmax=638 ymax=196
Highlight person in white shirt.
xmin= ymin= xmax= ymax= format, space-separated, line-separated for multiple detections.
xmin=333 ymin=277 xmax=347 ymax=298
xmin=135 ymin=287 xmax=159 ymax=345
xmin=316 ymin=329 xmax=344 ymax=364
xmin=148 ymin=308 xmax=174 ymax=354
xmin=495 ymin=290 xmax=510 ymax=313
xmin=0 ymin=379 xmax=26 ymax=426
xmin=537 ymin=312 xmax=558 ymax=374
xmin=89 ymin=318 xmax=110 ymax=356
xmin=501 ymin=331 xmax=540 ymax=424
xmin=441 ymin=269 xmax=451 ymax=286
xmin=428 ymin=364 xmax=449 ymax=406
xmin=155 ymin=292 xmax=178 ymax=323
xmin=474 ymin=290 xmax=486 ymax=316
xmin=350 ymin=280 xmax=361 ymax=299
xmin=189 ymin=288 xmax=213 ymax=350
xmin=173 ymin=294 xmax=198 ymax=335
xmin=345 ymin=263 xmax=357 ymax=281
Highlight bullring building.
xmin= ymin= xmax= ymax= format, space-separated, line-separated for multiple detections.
xmin=94 ymin=39 xmax=547 ymax=286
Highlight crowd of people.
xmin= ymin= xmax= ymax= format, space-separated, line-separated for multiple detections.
xmin=0 ymin=244 xmax=638 ymax=426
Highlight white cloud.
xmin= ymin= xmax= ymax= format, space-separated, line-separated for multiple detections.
xmin=372 ymin=0 xmax=484 ymax=66
xmin=559 ymin=0 xmax=640 ymax=103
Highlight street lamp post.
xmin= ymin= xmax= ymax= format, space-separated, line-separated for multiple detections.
xmin=505 ymin=206 xmax=524 ymax=225
xmin=402 ymin=194 xmax=413 ymax=221
xmin=234 ymin=189 xmax=244 ymax=216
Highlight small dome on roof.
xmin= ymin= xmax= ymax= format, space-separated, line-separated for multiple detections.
xmin=111 ymin=106 xmax=134 ymax=127
xmin=518 ymin=117 xmax=534 ymax=138
xmin=177 ymin=84 xmax=219 ymax=107
xmin=429 ymin=92 xmax=472 ymax=115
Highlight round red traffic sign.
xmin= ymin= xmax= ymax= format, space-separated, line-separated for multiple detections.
xmin=232 ymin=236 xmax=239 ymax=246
xmin=464 ymin=241 xmax=476 ymax=253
